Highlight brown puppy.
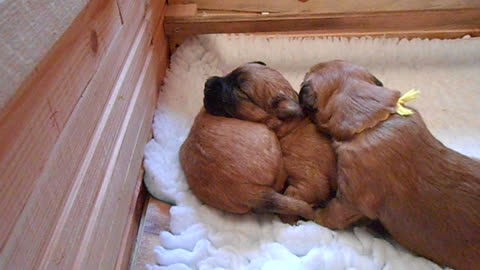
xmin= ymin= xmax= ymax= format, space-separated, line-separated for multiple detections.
xmin=299 ymin=60 xmax=480 ymax=270
xmin=203 ymin=62 xmax=337 ymax=223
xmin=180 ymin=100 xmax=316 ymax=219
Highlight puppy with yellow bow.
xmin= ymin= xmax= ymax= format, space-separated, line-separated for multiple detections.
xmin=300 ymin=60 xmax=480 ymax=270
xmin=202 ymin=61 xmax=337 ymax=224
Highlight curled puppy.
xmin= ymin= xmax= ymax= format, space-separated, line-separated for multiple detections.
xmin=300 ymin=60 xmax=480 ymax=270
xmin=180 ymin=111 xmax=316 ymax=220
xmin=203 ymin=62 xmax=337 ymax=223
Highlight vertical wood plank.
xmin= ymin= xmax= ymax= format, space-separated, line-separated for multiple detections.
xmin=0 ymin=0 xmax=168 ymax=269
xmin=38 ymin=5 xmax=151 ymax=270
xmin=0 ymin=0 xmax=122 ymax=251
xmin=0 ymin=0 xmax=89 ymax=109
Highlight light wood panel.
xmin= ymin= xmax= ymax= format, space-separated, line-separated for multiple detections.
xmin=166 ymin=3 xmax=198 ymax=17
xmin=169 ymin=0 xmax=480 ymax=13
xmin=165 ymin=7 xmax=480 ymax=51
xmin=117 ymin=172 xmax=149 ymax=270
xmin=0 ymin=0 xmax=89 ymax=110
xmin=0 ymin=0 xmax=123 ymax=252
xmin=253 ymin=29 xmax=480 ymax=40
xmin=37 ymin=12 xmax=152 ymax=270
xmin=131 ymin=197 xmax=172 ymax=270
xmin=165 ymin=8 xmax=480 ymax=36
xmin=117 ymin=5 xmax=170 ymax=269
xmin=0 ymin=0 xmax=168 ymax=269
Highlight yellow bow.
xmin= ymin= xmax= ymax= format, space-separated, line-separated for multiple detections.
xmin=396 ymin=89 xmax=420 ymax=116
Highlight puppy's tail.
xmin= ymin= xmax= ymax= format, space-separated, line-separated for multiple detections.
xmin=249 ymin=188 xmax=315 ymax=220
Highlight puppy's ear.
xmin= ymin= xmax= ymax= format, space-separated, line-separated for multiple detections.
xmin=249 ymin=61 xmax=267 ymax=66
xmin=299 ymin=82 xmax=317 ymax=114
xmin=271 ymin=95 xmax=303 ymax=120
xmin=328 ymin=85 xmax=400 ymax=139
xmin=371 ymin=75 xmax=383 ymax=87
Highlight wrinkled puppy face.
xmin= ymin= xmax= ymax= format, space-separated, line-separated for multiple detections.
xmin=203 ymin=62 xmax=302 ymax=122
xmin=299 ymin=60 xmax=401 ymax=140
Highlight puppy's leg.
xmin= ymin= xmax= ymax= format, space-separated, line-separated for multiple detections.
xmin=314 ymin=198 xmax=363 ymax=230
xmin=250 ymin=187 xmax=315 ymax=221
xmin=278 ymin=175 xmax=333 ymax=224
xmin=278 ymin=185 xmax=304 ymax=224
xmin=272 ymin=161 xmax=288 ymax=193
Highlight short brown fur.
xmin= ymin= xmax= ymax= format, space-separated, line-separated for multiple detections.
xmin=180 ymin=109 xmax=316 ymax=220
xmin=204 ymin=63 xmax=337 ymax=223
xmin=300 ymin=60 xmax=480 ymax=270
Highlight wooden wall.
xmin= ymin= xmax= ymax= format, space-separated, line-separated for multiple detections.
xmin=0 ymin=0 xmax=168 ymax=269
xmin=0 ymin=0 xmax=89 ymax=110
xmin=169 ymin=0 xmax=480 ymax=13
xmin=164 ymin=1 xmax=480 ymax=51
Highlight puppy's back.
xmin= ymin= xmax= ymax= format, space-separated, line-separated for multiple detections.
xmin=280 ymin=119 xmax=337 ymax=203
xmin=339 ymin=112 xmax=480 ymax=269
xmin=180 ymin=110 xmax=285 ymax=213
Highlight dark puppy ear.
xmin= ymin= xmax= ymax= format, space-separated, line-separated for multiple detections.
xmin=249 ymin=61 xmax=267 ymax=66
xmin=329 ymin=85 xmax=400 ymax=139
xmin=371 ymin=75 xmax=383 ymax=87
xmin=271 ymin=95 xmax=303 ymax=120
xmin=299 ymin=82 xmax=317 ymax=114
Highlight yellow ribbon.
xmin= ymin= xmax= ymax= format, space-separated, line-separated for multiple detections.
xmin=396 ymin=89 xmax=420 ymax=116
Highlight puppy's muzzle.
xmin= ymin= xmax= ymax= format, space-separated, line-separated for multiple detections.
xmin=204 ymin=76 xmax=222 ymax=94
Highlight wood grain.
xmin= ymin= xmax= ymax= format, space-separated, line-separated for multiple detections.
xmin=117 ymin=173 xmax=148 ymax=270
xmin=0 ymin=0 xmax=122 ymax=253
xmin=0 ymin=0 xmax=89 ymax=110
xmin=131 ymin=197 xmax=172 ymax=270
xmin=165 ymin=8 xmax=480 ymax=36
xmin=253 ymin=29 xmax=480 ymax=40
xmin=117 ymin=4 xmax=170 ymax=270
xmin=0 ymin=0 xmax=145 ymax=267
xmin=169 ymin=0 xmax=480 ymax=13
xmin=166 ymin=4 xmax=198 ymax=17
xmin=79 ymin=48 xmax=155 ymax=270
xmin=0 ymin=0 xmax=168 ymax=269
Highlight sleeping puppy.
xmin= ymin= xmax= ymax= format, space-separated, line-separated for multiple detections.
xmin=299 ymin=60 xmax=480 ymax=270
xmin=203 ymin=62 xmax=337 ymax=224
xmin=179 ymin=93 xmax=316 ymax=220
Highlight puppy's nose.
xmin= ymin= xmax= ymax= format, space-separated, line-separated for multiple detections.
xmin=204 ymin=76 xmax=221 ymax=90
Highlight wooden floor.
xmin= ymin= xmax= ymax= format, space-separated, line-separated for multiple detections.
xmin=131 ymin=196 xmax=171 ymax=270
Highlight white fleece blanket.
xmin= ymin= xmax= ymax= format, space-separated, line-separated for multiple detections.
xmin=143 ymin=34 xmax=480 ymax=270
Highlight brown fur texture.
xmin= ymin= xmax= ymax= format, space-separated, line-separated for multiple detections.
xmin=203 ymin=62 xmax=337 ymax=223
xmin=180 ymin=109 xmax=316 ymax=220
xmin=300 ymin=60 xmax=480 ymax=270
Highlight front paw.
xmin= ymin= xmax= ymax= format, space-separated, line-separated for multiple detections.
xmin=278 ymin=214 xmax=301 ymax=225
xmin=313 ymin=208 xmax=326 ymax=226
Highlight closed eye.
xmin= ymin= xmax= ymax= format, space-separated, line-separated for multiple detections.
xmin=237 ymin=87 xmax=263 ymax=109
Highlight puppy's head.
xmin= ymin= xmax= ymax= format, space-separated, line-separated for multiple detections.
xmin=203 ymin=62 xmax=302 ymax=121
xmin=299 ymin=60 xmax=401 ymax=140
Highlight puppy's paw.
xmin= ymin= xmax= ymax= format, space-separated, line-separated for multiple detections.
xmin=313 ymin=209 xmax=326 ymax=226
xmin=278 ymin=214 xmax=301 ymax=225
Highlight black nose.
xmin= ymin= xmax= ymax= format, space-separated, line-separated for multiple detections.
xmin=204 ymin=76 xmax=221 ymax=91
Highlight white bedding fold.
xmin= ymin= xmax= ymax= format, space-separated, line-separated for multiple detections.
xmin=144 ymin=34 xmax=480 ymax=270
